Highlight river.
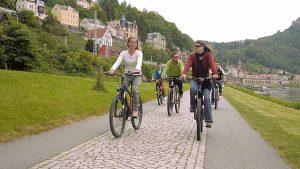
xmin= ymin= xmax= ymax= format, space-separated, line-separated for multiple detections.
xmin=270 ymin=88 xmax=300 ymax=102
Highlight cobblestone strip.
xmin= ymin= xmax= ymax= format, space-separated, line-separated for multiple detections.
xmin=30 ymin=93 xmax=207 ymax=169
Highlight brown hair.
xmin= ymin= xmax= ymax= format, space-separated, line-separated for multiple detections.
xmin=195 ymin=40 xmax=213 ymax=53
xmin=127 ymin=36 xmax=140 ymax=50
xmin=171 ymin=52 xmax=179 ymax=57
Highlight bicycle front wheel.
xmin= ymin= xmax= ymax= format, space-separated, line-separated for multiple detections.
xmin=157 ymin=87 xmax=162 ymax=105
xmin=214 ymin=88 xmax=218 ymax=110
xmin=196 ymin=99 xmax=203 ymax=141
xmin=167 ymin=90 xmax=173 ymax=116
xmin=109 ymin=96 xmax=127 ymax=138
xmin=175 ymin=86 xmax=180 ymax=113
xmin=132 ymin=97 xmax=143 ymax=130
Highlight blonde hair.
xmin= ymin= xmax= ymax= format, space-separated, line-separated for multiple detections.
xmin=127 ymin=36 xmax=140 ymax=50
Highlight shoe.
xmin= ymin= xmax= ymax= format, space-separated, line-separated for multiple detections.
xmin=179 ymin=93 xmax=183 ymax=98
xmin=190 ymin=106 xmax=195 ymax=113
xmin=131 ymin=111 xmax=139 ymax=118
xmin=205 ymin=122 xmax=212 ymax=128
xmin=219 ymin=92 xmax=222 ymax=96
xmin=163 ymin=97 xmax=166 ymax=101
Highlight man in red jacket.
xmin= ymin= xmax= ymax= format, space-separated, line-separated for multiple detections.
xmin=181 ymin=40 xmax=218 ymax=128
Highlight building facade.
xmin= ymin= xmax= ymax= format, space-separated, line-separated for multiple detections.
xmin=80 ymin=18 xmax=105 ymax=30
xmin=85 ymin=28 xmax=113 ymax=56
xmin=51 ymin=4 xmax=79 ymax=28
xmin=77 ymin=0 xmax=90 ymax=9
xmin=107 ymin=15 xmax=138 ymax=40
xmin=16 ymin=0 xmax=47 ymax=19
xmin=145 ymin=32 xmax=166 ymax=50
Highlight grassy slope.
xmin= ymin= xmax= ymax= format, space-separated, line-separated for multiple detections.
xmin=0 ymin=70 xmax=157 ymax=143
xmin=224 ymin=87 xmax=300 ymax=169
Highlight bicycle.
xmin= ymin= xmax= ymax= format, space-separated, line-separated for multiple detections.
xmin=155 ymin=79 xmax=164 ymax=105
xmin=106 ymin=72 xmax=143 ymax=138
xmin=212 ymin=79 xmax=219 ymax=110
xmin=165 ymin=76 xmax=181 ymax=116
xmin=188 ymin=76 xmax=211 ymax=141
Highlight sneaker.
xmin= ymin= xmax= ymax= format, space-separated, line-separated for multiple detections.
xmin=219 ymin=92 xmax=222 ymax=96
xmin=190 ymin=106 xmax=195 ymax=113
xmin=205 ymin=122 xmax=212 ymax=128
xmin=163 ymin=97 xmax=167 ymax=101
xmin=132 ymin=111 xmax=139 ymax=118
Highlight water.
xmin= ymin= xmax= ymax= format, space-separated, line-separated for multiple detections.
xmin=270 ymin=88 xmax=300 ymax=102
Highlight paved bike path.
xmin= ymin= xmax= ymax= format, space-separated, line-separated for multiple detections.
xmin=0 ymin=100 xmax=160 ymax=169
xmin=204 ymin=96 xmax=291 ymax=169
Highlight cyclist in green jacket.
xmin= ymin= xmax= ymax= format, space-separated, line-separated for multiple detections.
xmin=162 ymin=52 xmax=184 ymax=97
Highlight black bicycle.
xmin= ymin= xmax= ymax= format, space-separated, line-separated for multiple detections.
xmin=189 ymin=76 xmax=211 ymax=141
xmin=155 ymin=79 xmax=164 ymax=105
xmin=212 ymin=80 xmax=219 ymax=110
xmin=166 ymin=76 xmax=181 ymax=116
xmin=106 ymin=72 xmax=143 ymax=138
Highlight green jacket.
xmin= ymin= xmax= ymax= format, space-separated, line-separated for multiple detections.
xmin=162 ymin=59 xmax=184 ymax=77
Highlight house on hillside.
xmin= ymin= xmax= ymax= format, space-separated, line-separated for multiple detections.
xmin=0 ymin=11 xmax=9 ymax=23
xmin=107 ymin=15 xmax=138 ymax=40
xmin=80 ymin=18 xmax=105 ymax=31
xmin=146 ymin=32 xmax=166 ymax=50
xmin=77 ymin=0 xmax=90 ymax=9
xmin=16 ymin=0 xmax=47 ymax=19
xmin=85 ymin=28 xmax=113 ymax=56
xmin=51 ymin=4 xmax=79 ymax=28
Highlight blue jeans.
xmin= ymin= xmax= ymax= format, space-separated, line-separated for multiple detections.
xmin=190 ymin=79 xmax=213 ymax=123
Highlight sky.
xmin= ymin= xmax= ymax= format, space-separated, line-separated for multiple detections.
xmin=118 ymin=0 xmax=300 ymax=42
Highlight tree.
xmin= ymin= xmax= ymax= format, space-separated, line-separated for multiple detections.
xmin=18 ymin=9 xmax=38 ymax=27
xmin=42 ymin=14 xmax=67 ymax=36
xmin=0 ymin=0 xmax=15 ymax=9
xmin=85 ymin=39 xmax=94 ymax=52
xmin=0 ymin=20 xmax=37 ymax=70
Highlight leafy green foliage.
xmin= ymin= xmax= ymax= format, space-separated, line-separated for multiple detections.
xmin=42 ymin=14 xmax=67 ymax=36
xmin=0 ymin=0 xmax=15 ymax=9
xmin=0 ymin=20 xmax=37 ymax=70
xmin=17 ymin=9 xmax=38 ymax=27
xmin=85 ymin=39 xmax=94 ymax=52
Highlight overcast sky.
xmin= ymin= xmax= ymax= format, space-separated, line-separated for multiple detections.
xmin=118 ymin=0 xmax=300 ymax=42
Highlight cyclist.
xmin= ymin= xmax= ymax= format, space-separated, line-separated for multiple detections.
xmin=109 ymin=36 xmax=143 ymax=118
xmin=215 ymin=63 xmax=226 ymax=96
xmin=162 ymin=52 xmax=184 ymax=98
xmin=152 ymin=62 xmax=166 ymax=101
xmin=181 ymin=40 xmax=218 ymax=128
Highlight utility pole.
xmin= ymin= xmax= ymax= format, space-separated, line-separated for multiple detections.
xmin=64 ymin=36 xmax=67 ymax=46
xmin=151 ymin=55 xmax=153 ymax=63
xmin=93 ymin=11 xmax=98 ymax=55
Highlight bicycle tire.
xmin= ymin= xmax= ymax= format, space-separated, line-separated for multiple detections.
xmin=196 ymin=98 xmax=202 ymax=141
xmin=109 ymin=96 xmax=126 ymax=138
xmin=131 ymin=97 xmax=143 ymax=130
xmin=175 ymin=86 xmax=180 ymax=113
xmin=167 ymin=90 xmax=173 ymax=116
xmin=157 ymin=87 xmax=162 ymax=105
xmin=214 ymin=88 xmax=218 ymax=110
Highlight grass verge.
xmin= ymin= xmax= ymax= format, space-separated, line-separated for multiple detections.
xmin=0 ymin=70 xmax=157 ymax=143
xmin=224 ymin=86 xmax=300 ymax=169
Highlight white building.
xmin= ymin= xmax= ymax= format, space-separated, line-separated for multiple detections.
xmin=146 ymin=32 xmax=166 ymax=50
xmin=16 ymin=0 xmax=47 ymax=19
xmin=77 ymin=0 xmax=90 ymax=9
xmin=80 ymin=18 xmax=105 ymax=30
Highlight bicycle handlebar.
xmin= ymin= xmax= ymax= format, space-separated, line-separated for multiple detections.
xmin=187 ymin=76 xmax=211 ymax=82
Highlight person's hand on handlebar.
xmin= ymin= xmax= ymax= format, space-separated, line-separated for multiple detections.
xmin=133 ymin=69 xmax=140 ymax=75
xmin=109 ymin=69 xmax=115 ymax=75
xmin=212 ymin=74 xmax=219 ymax=79
xmin=181 ymin=73 xmax=187 ymax=81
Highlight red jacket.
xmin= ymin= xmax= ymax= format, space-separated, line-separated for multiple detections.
xmin=183 ymin=52 xmax=217 ymax=77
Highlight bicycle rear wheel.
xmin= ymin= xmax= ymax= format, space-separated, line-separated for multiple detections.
xmin=132 ymin=97 xmax=143 ymax=130
xmin=196 ymin=98 xmax=203 ymax=141
xmin=175 ymin=86 xmax=180 ymax=113
xmin=167 ymin=90 xmax=173 ymax=116
xmin=109 ymin=96 xmax=126 ymax=138
xmin=214 ymin=88 xmax=219 ymax=110
xmin=156 ymin=87 xmax=162 ymax=105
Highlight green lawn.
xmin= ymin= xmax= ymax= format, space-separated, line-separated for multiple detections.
xmin=224 ymin=87 xmax=300 ymax=169
xmin=0 ymin=70 xmax=158 ymax=143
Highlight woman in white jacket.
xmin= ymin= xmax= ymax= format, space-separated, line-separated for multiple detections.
xmin=109 ymin=36 xmax=143 ymax=118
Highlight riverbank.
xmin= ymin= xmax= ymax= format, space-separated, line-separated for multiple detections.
xmin=224 ymin=87 xmax=300 ymax=169
xmin=228 ymin=85 xmax=300 ymax=110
